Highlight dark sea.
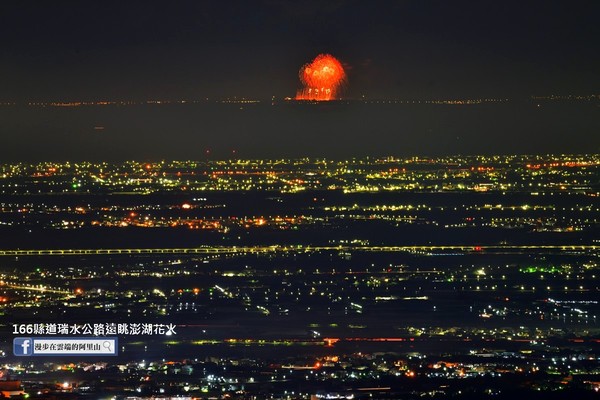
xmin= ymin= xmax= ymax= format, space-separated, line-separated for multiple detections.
xmin=1 ymin=100 xmax=599 ymax=161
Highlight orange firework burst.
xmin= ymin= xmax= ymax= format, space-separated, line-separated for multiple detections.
xmin=296 ymin=54 xmax=346 ymax=101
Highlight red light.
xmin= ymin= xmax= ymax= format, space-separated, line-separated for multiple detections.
xmin=296 ymin=54 xmax=346 ymax=101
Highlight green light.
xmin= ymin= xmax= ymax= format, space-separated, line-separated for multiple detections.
xmin=520 ymin=265 xmax=562 ymax=274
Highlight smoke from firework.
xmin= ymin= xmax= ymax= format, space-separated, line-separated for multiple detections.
xmin=296 ymin=54 xmax=346 ymax=101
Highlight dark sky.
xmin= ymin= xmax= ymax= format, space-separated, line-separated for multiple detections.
xmin=2 ymin=0 xmax=600 ymax=100
xmin=1 ymin=1 xmax=599 ymax=160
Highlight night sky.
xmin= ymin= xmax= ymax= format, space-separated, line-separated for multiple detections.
xmin=1 ymin=1 xmax=600 ymax=160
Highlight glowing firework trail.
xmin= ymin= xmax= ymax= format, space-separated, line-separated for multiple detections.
xmin=296 ymin=54 xmax=346 ymax=101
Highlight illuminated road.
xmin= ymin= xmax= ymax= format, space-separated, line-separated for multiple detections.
xmin=0 ymin=245 xmax=596 ymax=257
xmin=0 ymin=281 xmax=71 ymax=295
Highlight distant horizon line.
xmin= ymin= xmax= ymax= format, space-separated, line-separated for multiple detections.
xmin=0 ymin=93 xmax=599 ymax=107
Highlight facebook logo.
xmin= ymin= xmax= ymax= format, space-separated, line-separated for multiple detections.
xmin=13 ymin=338 xmax=32 ymax=356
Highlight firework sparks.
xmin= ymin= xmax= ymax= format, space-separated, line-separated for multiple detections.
xmin=296 ymin=54 xmax=346 ymax=101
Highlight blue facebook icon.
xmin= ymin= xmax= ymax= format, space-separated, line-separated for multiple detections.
xmin=13 ymin=338 xmax=32 ymax=356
